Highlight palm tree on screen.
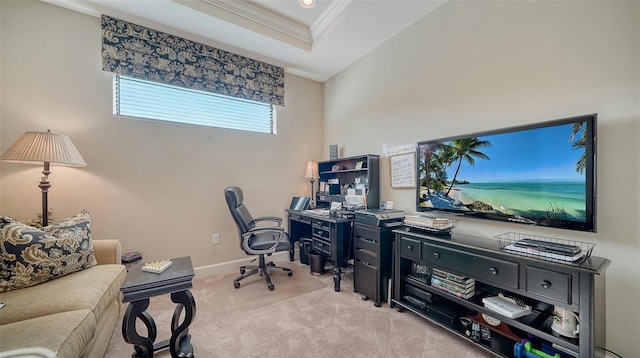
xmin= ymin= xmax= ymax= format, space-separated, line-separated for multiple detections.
xmin=568 ymin=122 xmax=587 ymax=174
xmin=444 ymin=137 xmax=491 ymax=197
xmin=427 ymin=143 xmax=456 ymax=192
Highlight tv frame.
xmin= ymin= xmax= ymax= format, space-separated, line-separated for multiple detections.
xmin=416 ymin=114 xmax=597 ymax=232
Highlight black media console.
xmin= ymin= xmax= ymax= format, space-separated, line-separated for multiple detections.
xmin=392 ymin=228 xmax=610 ymax=358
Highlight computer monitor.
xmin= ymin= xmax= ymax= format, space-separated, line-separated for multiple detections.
xmin=289 ymin=196 xmax=310 ymax=211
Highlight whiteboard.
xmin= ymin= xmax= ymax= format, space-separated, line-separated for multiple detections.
xmin=390 ymin=152 xmax=416 ymax=188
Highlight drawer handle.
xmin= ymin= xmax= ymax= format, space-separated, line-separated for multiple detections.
xmin=433 ymin=252 xmax=440 ymax=259
xmin=406 ymin=245 xmax=413 ymax=251
xmin=541 ymin=280 xmax=552 ymax=289
xmin=489 ymin=267 xmax=498 ymax=275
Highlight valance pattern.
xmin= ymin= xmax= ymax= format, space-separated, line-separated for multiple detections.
xmin=101 ymin=15 xmax=284 ymax=106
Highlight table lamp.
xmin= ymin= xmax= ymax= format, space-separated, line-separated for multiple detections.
xmin=304 ymin=161 xmax=319 ymax=208
xmin=1 ymin=130 xmax=87 ymax=227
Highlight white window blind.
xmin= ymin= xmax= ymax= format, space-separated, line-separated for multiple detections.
xmin=113 ymin=75 xmax=275 ymax=134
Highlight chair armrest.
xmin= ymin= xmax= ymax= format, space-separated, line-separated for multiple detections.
xmin=253 ymin=216 xmax=283 ymax=226
xmin=93 ymin=239 xmax=122 ymax=265
xmin=241 ymin=227 xmax=288 ymax=255
xmin=246 ymin=226 xmax=284 ymax=234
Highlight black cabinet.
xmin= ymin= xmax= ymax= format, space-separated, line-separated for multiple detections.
xmin=353 ymin=223 xmax=394 ymax=307
xmin=392 ymin=228 xmax=610 ymax=358
xmin=316 ymin=154 xmax=379 ymax=209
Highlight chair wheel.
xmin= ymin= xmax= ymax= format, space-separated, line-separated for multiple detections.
xmin=234 ymin=282 xmax=240 ymax=289
xmin=361 ymin=295 xmax=369 ymax=301
xmin=240 ymin=268 xmax=245 ymax=274
xmin=268 ymin=284 xmax=275 ymax=291
xmin=287 ymin=272 xmax=293 ymax=276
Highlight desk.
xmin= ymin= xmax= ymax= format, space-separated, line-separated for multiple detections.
xmin=120 ymin=256 xmax=196 ymax=358
xmin=288 ymin=210 xmax=353 ymax=291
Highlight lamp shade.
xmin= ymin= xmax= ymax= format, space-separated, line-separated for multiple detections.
xmin=1 ymin=131 xmax=87 ymax=167
xmin=304 ymin=161 xmax=319 ymax=179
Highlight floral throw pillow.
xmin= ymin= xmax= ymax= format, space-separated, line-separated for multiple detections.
xmin=0 ymin=210 xmax=97 ymax=292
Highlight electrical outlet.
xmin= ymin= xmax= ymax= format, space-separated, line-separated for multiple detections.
xmin=212 ymin=233 xmax=220 ymax=245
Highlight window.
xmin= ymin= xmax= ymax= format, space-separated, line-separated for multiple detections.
xmin=113 ymin=75 xmax=275 ymax=134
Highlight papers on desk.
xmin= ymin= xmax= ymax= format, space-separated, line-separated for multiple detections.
xmin=304 ymin=209 xmax=330 ymax=216
xmin=345 ymin=195 xmax=366 ymax=210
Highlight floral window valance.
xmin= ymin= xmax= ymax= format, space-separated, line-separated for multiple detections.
xmin=101 ymin=15 xmax=284 ymax=106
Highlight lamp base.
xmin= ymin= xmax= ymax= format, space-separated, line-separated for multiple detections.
xmin=309 ymin=179 xmax=316 ymax=209
xmin=39 ymin=162 xmax=51 ymax=227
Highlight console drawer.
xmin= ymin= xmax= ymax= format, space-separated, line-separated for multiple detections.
xmin=355 ymin=235 xmax=378 ymax=253
xmin=312 ymin=238 xmax=331 ymax=256
xmin=525 ymin=266 xmax=571 ymax=304
xmin=312 ymin=227 xmax=330 ymax=240
xmin=354 ymin=224 xmax=380 ymax=251
xmin=312 ymin=219 xmax=330 ymax=231
xmin=354 ymin=260 xmax=377 ymax=299
xmin=355 ymin=248 xmax=378 ymax=266
xmin=400 ymin=236 xmax=421 ymax=261
xmin=422 ymin=243 xmax=519 ymax=289
xmin=289 ymin=213 xmax=311 ymax=224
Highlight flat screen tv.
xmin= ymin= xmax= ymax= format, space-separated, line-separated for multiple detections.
xmin=417 ymin=114 xmax=596 ymax=232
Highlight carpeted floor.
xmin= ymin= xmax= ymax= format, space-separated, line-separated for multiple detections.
xmin=105 ymin=261 xmax=494 ymax=357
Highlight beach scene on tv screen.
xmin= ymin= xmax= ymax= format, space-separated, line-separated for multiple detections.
xmin=418 ymin=122 xmax=588 ymax=224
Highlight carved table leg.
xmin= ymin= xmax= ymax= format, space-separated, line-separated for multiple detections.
xmin=122 ymin=298 xmax=157 ymax=358
xmin=333 ymin=266 xmax=341 ymax=292
xmin=169 ymin=290 xmax=196 ymax=357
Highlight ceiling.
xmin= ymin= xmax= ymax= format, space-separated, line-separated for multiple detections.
xmin=43 ymin=0 xmax=446 ymax=82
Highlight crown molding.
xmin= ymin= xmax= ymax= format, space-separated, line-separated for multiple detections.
xmin=172 ymin=0 xmax=354 ymax=52
xmin=309 ymin=0 xmax=355 ymax=48
xmin=174 ymin=0 xmax=311 ymax=50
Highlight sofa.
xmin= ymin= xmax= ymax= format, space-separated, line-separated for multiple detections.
xmin=0 ymin=239 xmax=127 ymax=357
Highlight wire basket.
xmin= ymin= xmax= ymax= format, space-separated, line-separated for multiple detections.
xmin=404 ymin=214 xmax=458 ymax=234
xmin=496 ymin=232 xmax=595 ymax=265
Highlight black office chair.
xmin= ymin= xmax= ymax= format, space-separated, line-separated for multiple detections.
xmin=224 ymin=186 xmax=293 ymax=291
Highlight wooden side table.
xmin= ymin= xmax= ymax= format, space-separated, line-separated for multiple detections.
xmin=120 ymin=256 xmax=196 ymax=358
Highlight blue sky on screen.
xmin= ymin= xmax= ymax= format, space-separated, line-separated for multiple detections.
xmin=445 ymin=123 xmax=585 ymax=183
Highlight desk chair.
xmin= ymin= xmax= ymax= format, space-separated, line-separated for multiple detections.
xmin=224 ymin=186 xmax=293 ymax=291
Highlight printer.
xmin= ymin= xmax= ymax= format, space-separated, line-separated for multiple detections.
xmin=355 ymin=209 xmax=405 ymax=227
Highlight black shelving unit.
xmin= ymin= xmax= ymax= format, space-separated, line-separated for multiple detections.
xmin=316 ymin=154 xmax=379 ymax=209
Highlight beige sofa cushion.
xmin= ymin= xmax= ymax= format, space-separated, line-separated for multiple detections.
xmin=0 ymin=309 xmax=96 ymax=357
xmin=82 ymin=299 xmax=120 ymax=358
xmin=0 ymin=264 xmax=126 ymax=326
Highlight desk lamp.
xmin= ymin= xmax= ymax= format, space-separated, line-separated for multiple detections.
xmin=1 ymin=130 xmax=87 ymax=227
xmin=304 ymin=161 xmax=319 ymax=208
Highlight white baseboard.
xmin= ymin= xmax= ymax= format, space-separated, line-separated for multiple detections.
xmin=193 ymin=251 xmax=290 ymax=278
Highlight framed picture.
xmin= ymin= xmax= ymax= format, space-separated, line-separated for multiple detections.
xmin=355 ymin=161 xmax=364 ymax=169
xmin=329 ymin=145 xmax=338 ymax=159
xmin=390 ymin=152 xmax=416 ymax=188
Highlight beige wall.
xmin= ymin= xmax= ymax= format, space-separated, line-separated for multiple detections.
xmin=2 ymin=0 xmax=639 ymax=356
xmin=0 ymin=1 xmax=323 ymax=269
xmin=324 ymin=1 xmax=639 ymax=356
